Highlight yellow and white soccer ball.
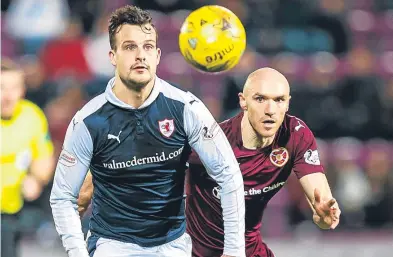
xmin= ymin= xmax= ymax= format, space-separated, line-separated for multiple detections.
xmin=179 ymin=5 xmax=246 ymax=73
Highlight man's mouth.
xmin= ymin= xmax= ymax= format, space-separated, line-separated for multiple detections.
xmin=132 ymin=65 xmax=148 ymax=70
xmin=262 ymin=119 xmax=276 ymax=124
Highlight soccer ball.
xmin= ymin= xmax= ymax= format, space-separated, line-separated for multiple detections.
xmin=178 ymin=5 xmax=246 ymax=73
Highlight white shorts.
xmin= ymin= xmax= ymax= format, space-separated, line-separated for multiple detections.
xmin=87 ymin=232 xmax=192 ymax=257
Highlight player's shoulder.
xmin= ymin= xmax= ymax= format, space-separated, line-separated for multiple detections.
xmin=159 ymin=77 xmax=199 ymax=106
xmin=65 ymin=93 xmax=109 ymax=145
xmin=20 ymin=99 xmax=44 ymax=116
xmin=284 ymin=114 xmax=316 ymax=143
xmin=219 ymin=114 xmax=239 ymax=126
xmin=74 ymin=92 xmax=108 ymax=124
xmin=218 ymin=111 xmax=242 ymax=134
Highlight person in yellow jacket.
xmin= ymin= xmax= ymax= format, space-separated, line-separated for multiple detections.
xmin=1 ymin=58 xmax=54 ymax=257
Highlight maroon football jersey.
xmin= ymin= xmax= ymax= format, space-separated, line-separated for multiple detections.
xmin=186 ymin=112 xmax=324 ymax=257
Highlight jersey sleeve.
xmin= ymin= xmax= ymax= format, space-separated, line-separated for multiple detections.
xmin=50 ymin=113 xmax=93 ymax=257
xmin=292 ymin=122 xmax=324 ymax=179
xmin=31 ymin=106 xmax=54 ymax=160
xmin=183 ymin=92 xmax=246 ymax=257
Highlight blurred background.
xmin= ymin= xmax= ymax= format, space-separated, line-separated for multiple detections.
xmin=1 ymin=0 xmax=393 ymax=256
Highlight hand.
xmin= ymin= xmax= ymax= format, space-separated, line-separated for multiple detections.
xmin=77 ymin=204 xmax=89 ymax=218
xmin=77 ymin=196 xmax=91 ymax=218
xmin=22 ymin=175 xmax=43 ymax=201
xmin=312 ymin=188 xmax=341 ymax=229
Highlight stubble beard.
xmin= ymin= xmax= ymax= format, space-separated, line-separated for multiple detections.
xmin=119 ymin=72 xmax=153 ymax=92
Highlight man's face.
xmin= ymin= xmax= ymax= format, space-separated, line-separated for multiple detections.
xmin=239 ymin=77 xmax=290 ymax=138
xmin=109 ymin=24 xmax=161 ymax=90
xmin=1 ymin=71 xmax=25 ymax=118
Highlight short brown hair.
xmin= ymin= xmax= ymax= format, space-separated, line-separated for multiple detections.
xmin=108 ymin=5 xmax=157 ymax=51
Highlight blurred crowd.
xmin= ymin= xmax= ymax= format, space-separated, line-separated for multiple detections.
xmin=1 ymin=0 xmax=392 ymax=245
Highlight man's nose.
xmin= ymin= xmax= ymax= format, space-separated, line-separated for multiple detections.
xmin=264 ymin=100 xmax=276 ymax=116
xmin=135 ymin=48 xmax=146 ymax=62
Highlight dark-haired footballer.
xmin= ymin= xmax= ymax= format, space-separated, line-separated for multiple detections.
xmin=50 ymin=5 xmax=246 ymax=257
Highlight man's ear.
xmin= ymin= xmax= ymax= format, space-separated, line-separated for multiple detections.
xmin=238 ymin=92 xmax=247 ymax=111
xmin=109 ymin=50 xmax=116 ymax=66
xmin=286 ymin=95 xmax=291 ymax=112
xmin=156 ymin=47 xmax=161 ymax=65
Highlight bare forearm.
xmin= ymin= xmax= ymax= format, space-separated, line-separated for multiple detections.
xmin=299 ymin=173 xmax=333 ymax=204
xmin=77 ymin=171 xmax=94 ymax=208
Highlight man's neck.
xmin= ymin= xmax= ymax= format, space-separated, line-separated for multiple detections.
xmin=241 ymin=114 xmax=275 ymax=149
xmin=112 ymin=77 xmax=155 ymax=109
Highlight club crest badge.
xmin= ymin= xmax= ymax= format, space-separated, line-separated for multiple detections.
xmin=269 ymin=147 xmax=289 ymax=167
xmin=158 ymin=119 xmax=175 ymax=138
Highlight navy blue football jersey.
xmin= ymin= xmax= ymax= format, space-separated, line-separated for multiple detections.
xmin=50 ymin=76 xmax=245 ymax=257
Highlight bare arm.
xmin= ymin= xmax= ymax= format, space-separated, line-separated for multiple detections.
xmin=299 ymin=173 xmax=333 ymax=210
xmin=77 ymin=171 xmax=94 ymax=217
xmin=291 ymin=119 xmax=340 ymax=229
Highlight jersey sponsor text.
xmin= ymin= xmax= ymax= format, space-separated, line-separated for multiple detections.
xmin=103 ymin=146 xmax=184 ymax=169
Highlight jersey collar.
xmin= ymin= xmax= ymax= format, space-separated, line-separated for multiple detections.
xmin=105 ymin=76 xmax=162 ymax=110
xmin=235 ymin=111 xmax=276 ymax=154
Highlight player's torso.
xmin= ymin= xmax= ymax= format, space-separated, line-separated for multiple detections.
xmin=1 ymin=101 xmax=42 ymax=213
xmin=187 ymin=138 xmax=294 ymax=231
xmin=186 ymin=113 xmax=296 ymax=253
xmin=89 ymin=93 xmax=188 ymax=175
xmin=236 ymin=145 xmax=293 ymax=229
xmin=85 ymin=91 xmax=192 ymax=243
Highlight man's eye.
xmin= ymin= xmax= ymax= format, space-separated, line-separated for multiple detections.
xmin=125 ymin=45 xmax=135 ymax=50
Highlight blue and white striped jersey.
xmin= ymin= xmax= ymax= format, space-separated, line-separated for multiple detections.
xmin=50 ymin=76 xmax=245 ymax=257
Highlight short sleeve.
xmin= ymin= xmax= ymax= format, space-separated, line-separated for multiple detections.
xmin=292 ymin=125 xmax=324 ymax=179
